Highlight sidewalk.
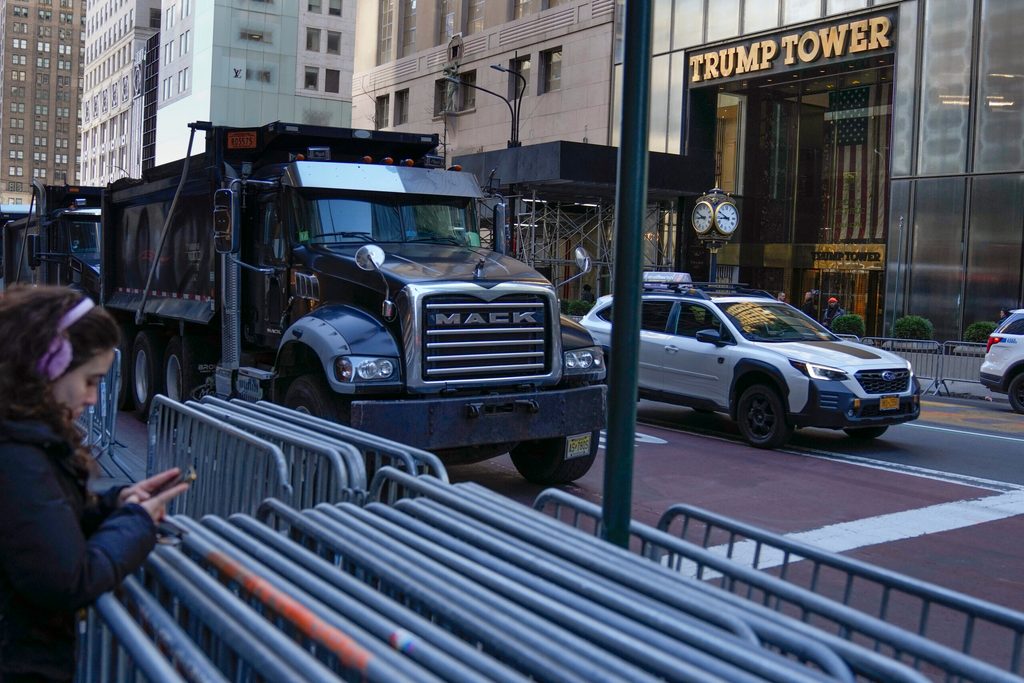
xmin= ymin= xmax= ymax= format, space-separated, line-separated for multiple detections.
xmin=922 ymin=377 xmax=1009 ymax=405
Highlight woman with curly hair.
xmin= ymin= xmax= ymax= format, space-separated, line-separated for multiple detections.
xmin=0 ymin=285 xmax=188 ymax=682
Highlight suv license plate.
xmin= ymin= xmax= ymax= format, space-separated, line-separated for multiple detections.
xmin=565 ymin=432 xmax=592 ymax=459
xmin=879 ymin=395 xmax=900 ymax=411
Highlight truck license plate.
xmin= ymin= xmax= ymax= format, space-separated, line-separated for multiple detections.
xmin=565 ymin=432 xmax=592 ymax=459
xmin=879 ymin=395 xmax=899 ymax=411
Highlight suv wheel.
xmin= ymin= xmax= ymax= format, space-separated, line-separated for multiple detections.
xmin=736 ymin=384 xmax=792 ymax=449
xmin=1008 ymin=373 xmax=1024 ymax=414
xmin=843 ymin=426 xmax=889 ymax=440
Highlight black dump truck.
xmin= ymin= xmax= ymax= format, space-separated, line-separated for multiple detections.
xmin=101 ymin=121 xmax=607 ymax=484
xmin=2 ymin=182 xmax=102 ymax=293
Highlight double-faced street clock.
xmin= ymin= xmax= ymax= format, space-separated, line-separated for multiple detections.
xmin=690 ymin=187 xmax=739 ymax=238
xmin=690 ymin=188 xmax=739 ymax=282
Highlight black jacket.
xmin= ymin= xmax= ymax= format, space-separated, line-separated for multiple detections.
xmin=0 ymin=420 xmax=155 ymax=681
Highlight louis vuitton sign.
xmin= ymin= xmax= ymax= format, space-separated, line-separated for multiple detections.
xmin=688 ymin=14 xmax=895 ymax=86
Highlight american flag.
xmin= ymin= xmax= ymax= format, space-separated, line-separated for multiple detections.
xmin=824 ymin=85 xmax=891 ymax=242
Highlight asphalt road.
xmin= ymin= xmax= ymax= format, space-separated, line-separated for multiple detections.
xmin=635 ymin=396 xmax=1024 ymax=486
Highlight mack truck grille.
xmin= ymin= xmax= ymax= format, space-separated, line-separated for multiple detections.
xmin=422 ymin=295 xmax=549 ymax=381
xmin=855 ymin=368 xmax=911 ymax=394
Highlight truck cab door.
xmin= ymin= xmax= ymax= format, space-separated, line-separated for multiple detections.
xmin=256 ymin=198 xmax=290 ymax=343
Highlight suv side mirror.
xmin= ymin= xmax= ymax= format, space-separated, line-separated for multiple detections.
xmin=26 ymin=233 xmax=40 ymax=269
xmin=213 ymin=188 xmax=234 ymax=254
xmin=696 ymin=328 xmax=724 ymax=346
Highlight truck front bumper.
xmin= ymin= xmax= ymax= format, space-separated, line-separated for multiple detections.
xmin=350 ymin=384 xmax=607 ymax=451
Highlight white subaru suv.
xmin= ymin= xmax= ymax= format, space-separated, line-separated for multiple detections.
xmin=980 ymin=309 xmax=1024 ymax=413
xmin=580 ymin=273 xmax=921 ymax=448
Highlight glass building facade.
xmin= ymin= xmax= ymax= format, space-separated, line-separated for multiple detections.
xmin=617 ymin=0 xmax=1024 ymax=339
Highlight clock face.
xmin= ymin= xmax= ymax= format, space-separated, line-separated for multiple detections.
xmin=691 ymin=201 xmax=714 ymax=234
xmin=715 ymin=202 xmax=739 ymax=235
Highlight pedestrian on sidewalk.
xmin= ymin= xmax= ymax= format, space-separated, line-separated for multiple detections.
xmin=822 ymin=297 xmax=846 ymax=329
xmin=0 ymin=285 xmax=188 ymax=683
xmin=801 ymin=291 xmax=817 ymax=319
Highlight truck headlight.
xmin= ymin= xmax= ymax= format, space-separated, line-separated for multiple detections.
xmin=564 ymin=347 xmax=605 ymax=374
xmin=789 ymin=360 xmax=849 ymax=381
xmin=335 ymin=356 xmax=398 ymax=382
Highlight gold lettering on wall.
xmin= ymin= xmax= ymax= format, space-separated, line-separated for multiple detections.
xmin=689 ymin=15 xmax=892 ymax=83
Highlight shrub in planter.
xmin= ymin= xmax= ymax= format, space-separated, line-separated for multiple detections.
xmin=830 ymin=313 xmax=865 ymax=337
xmin=963 ymin=321 xmax=997 ymax=343
xmin=893 ymin=315 xmax=934 ymax=340
xmin=567 ymin=299 xmax=593 ymax=316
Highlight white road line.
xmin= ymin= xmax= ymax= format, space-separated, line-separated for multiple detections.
xmin=781 ymin=447 xmax=1024 ymax=493
xmin=906 ymin=422 xmax=1024 ymax=443
xmin=669 ymin=489 xmax=1024 ymax=579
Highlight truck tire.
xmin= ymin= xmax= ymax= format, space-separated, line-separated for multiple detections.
xmin=164 ymin=335 xmax=214 ymax=402
xmin=284 ymin=374 xmax=343 ymax=422
xmin=736 ymin=384 xmax=792 ymax=449
xmin=1008 ymin=373 xmax=1024 ymax=414
xmin=117 ymin=322 xmax=136 ymax=411
xmin=510 ymin=431 xmax=599 ymax=484
xmin=132 ymin=330 xmax=166 ymax=417
xmin=843 ymin=426 xmax=889 ymax=439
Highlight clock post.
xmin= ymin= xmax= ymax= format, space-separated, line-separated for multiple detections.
xmin=690 ymin=187 xmax=738 ymax=283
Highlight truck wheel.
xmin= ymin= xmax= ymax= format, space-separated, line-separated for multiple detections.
xmin=164 ymin=335 xmax=214 ymax=402
xmin=509 ymin=431 xmax=599 ymax=484
xmin=116 ymin=322 xmax=136 ymax=411
xmin=843 ymin=426 xmax=889 ymax=439
xmin=284 ymin=374 xmax=342 ymax=422
xmin=736 ymin=384 xmax=792 ymax=449
xmin=132 ymin=330 xmax=166 ymax=417
xmin=1008 ymin=374 xmax=1024 ymax=414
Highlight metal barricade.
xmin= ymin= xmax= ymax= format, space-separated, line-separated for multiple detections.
xmin=860 ymin=337 xmax=944 ymax=394
xmin=76 ymin=592 xmax=185 ymax=683
xmin=189 ymin=397 xmax=360 ymax=507
xmin=147 ymin=395 xmax=293 ymax=517
xmin=78 ymin=347 xmax=121 ymax=460
xmin=655 ymin=502 xmax=1024 ymax=678
xmin=533 ymin=488 xmax=1021 ymax=683
xmin=246 ymin=399 xmax=449 ymax=492
xmin=939 ymin=340 xmax=988 ymax=393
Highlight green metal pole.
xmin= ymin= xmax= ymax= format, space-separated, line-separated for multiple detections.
xmin=602 ymin=0 xmax=653 ymax=548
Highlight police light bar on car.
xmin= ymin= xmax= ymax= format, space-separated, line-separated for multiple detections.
xmin=642 ymin=271 xmax=693 ymax=292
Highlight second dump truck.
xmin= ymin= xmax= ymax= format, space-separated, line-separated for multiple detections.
xmin=100 ymin=122 xmax=607 ymax=484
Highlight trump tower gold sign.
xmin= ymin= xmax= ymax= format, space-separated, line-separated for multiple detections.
xmin=688 ymin=13 xmax=895 ymax=85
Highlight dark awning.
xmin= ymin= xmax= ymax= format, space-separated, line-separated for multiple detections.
xmin=454 ymin=141 xmax=707 ymax=203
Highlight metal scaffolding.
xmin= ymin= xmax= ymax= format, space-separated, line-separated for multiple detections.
xmin=507 ymin=189 xmax=680 ymax=299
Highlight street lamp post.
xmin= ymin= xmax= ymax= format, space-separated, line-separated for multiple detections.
xmin=444 ymin=75 xmax=522 ymax=148
xmin=490 ymin=64 xmax=526 ymax=149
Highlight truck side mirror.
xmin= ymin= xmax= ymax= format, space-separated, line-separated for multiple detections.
xmin=27 ymin=233 xmax=40 ymax=269
xmin=213 ymin=189 xmax=234 ymax=254
xmin=574 ymin=246 xmax=592 ymax=274
xmin=355 ymin=244 xmax=386 ymax=272
xmin=493 ymin=202 xmax=507 ymax=254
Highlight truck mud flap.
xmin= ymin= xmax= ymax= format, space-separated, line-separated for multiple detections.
xmin=350 ymin=385 xmax=607 ymax=451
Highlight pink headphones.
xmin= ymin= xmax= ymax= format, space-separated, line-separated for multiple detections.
xmin=37 ymin=298 xmax=95 ymax=381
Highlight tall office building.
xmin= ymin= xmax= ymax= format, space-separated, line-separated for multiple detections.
xmin=154 ymin=0 xmax=355 ymax=164
xmin=351 ymin=0 xmax=615 ymax=157
xmin=80 ymin=0 xmax=160 ymax=186
xmin=0 ymin=0 xmax=89 ymax=204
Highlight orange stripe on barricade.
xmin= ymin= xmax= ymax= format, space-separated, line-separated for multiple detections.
xmin=205 ymin=550 xmax=374 ymax=671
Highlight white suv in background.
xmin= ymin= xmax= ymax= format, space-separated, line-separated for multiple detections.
xmin=980 ymin=309 xmax=1024 ymax=413
xmin=580 ymin=273 xmax=921 ymax=448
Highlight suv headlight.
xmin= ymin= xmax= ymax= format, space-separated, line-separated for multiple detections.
xmin=334 ymin=356 xmax=399 ymax=382
xmin=564 ymin=347 xmax=605 ymax=375
xmin=790 ymin=360 xmax=849 ymax=381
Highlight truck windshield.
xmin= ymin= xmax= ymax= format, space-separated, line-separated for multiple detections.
xmin=719 ymin=301 xmax=837 ymax=342
xmin=295 ymin=193 xmax=481 ymax=247
xmin=68 ymin=220 xmax=100 ymax=255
